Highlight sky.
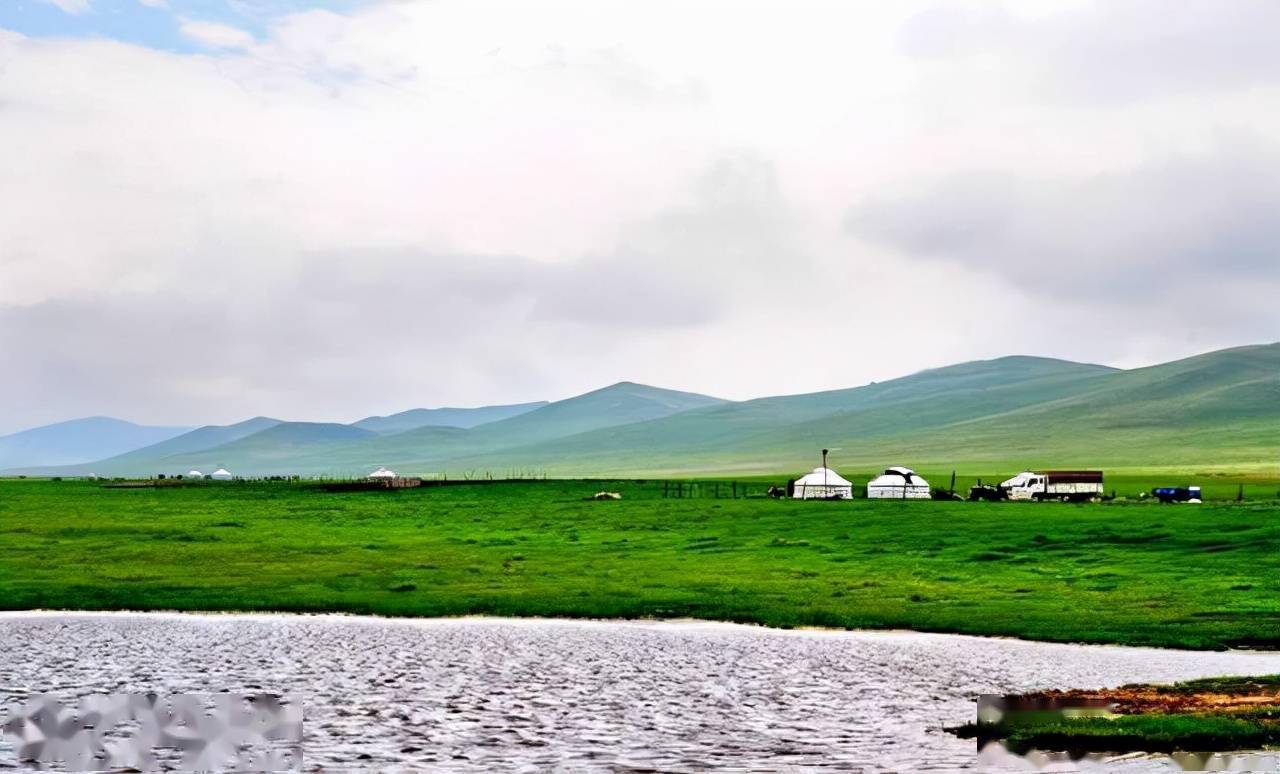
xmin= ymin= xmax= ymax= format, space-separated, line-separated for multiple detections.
xmin=1 ymin=0 xmax=1278 ymax=433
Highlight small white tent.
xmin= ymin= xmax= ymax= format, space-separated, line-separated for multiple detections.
xmin=210 ymin=468 xmax=233 ymax=481
xmin=367 ymin=466 xmax=396 ymax=479
xmin=867 ymin=466 xmax=931 ymax=499
xmin=187 ymin=470 xmax=204 ymax=480
xmin=792 ymin=467 xmax=854 ymax=500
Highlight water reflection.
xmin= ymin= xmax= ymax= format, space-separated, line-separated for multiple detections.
xmin=980 ymin=742 xmax=1280 ymax=771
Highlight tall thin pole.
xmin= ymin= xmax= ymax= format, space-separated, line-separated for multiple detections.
xmin=822 ymin=448 xmax=829 ymax=494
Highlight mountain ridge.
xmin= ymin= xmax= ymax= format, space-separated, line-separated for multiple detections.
xmin=0 ymin=417 xmax=192 ymax=470
xmin=352 ymin=401 xmax=549 ymax=435
xmin=6 ymin=344 xmax=1276 ymax=476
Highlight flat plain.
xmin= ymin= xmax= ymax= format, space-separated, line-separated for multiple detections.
xmin=2 ymin=476 xmax=1278 ymax=650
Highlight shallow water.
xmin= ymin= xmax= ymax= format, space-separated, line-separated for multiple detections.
xmin=2 ymin=613 xmax=1280 ymax=772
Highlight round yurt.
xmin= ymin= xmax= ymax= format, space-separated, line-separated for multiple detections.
xmin=210 ymin=468 xmax=234 ymax=481
xmin=791 ymin=466 xmax=854 ymax=500
xmin=367 ymin=466 xmax=396 ymax=480
xmin=867 ymin=466 xmax=931 ymax=499
xmin=187 ymin=470 xmax=204 ymax=480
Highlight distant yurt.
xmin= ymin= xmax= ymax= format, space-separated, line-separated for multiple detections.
xmin=367 ymin=466 xmax=396 ymax=480
xmin=867 ymin=466 xmax=931 ymax=499
xmin=210 ymin=468 xmax=234 ymax=481
xmin=187 ymin=470 xmax=204 ymax=479
xmin=791 ymin=449 xmax=854 ymax=500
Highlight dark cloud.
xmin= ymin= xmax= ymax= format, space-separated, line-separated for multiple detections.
xmin=843 ymin=145 xmax=1280 ymax=365
xmin=899 ymin=1 xmax=1280 ymax=103
xmin=843 ymin=145 xmax=1280 ymax=359
xmin=0 ymin=155 xmax=800 ymax=430
xmin=846 ymin=146 xmax=1280 ymax=294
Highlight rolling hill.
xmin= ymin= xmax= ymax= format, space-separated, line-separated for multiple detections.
xmin=153 ymin=422 xmax=379 ymax=474
xmin=353 ymin=347 xmax=1277 ymax=476
xmin=414 ymin=356 xmax=1122 ymax=475
xmin=0 ymin=417 xmax=191 ymax=470
xmin=9 ymin=343 xmax=1277 ymax=477
xmin=15 ymin=417 xmax=285 ymax=476
xmin=165 ymin=382 xmax=732 ymax=476
xmin=352 ymin=402 xmax=548 ymax=434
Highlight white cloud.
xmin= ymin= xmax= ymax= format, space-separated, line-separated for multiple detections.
xmin=137 ymin=0 xmax=169 ymax=8
xmin=179 ymin=19 xmax=255 ymax=50
xmin=41 ymin=0 xmax=92 ymax=14
xmin=1 ymin=0 xmax=1279 ymax=431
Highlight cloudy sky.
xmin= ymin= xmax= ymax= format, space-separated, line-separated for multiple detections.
xmin=1 ymin=0 xmax=1277 ymax=433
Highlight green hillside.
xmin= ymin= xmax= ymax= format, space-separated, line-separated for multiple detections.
xmin=158 ymin=422 xmax=377 ymax=473
xmin=463 ymin=381 xmax=728 ymax=445
xmin=289 ymin=381 xmax=731 ymax=473
xmin=455 ymin=356 xmax=1117 ymax=474
xmin=866 ymin=342 xmax=1280 ymax=470
xmin=352 ymin=402 xmax=548 ymax=435
xmin=390 ymin=346 xmax=1278 ymax=476
xmin=22 ymin=344 xmax=1278 ymax=477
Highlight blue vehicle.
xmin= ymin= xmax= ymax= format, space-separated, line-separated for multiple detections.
xmin=1152 ymin=486 xmax=1202 ymax=503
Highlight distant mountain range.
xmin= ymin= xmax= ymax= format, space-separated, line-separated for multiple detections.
xmin=353 ymin=402 xmax=550 ymax=435
xmin=5 ymin=343 xmax=1277 ymax=477
xmin=0 ymin=417 xmax=191 ymax=470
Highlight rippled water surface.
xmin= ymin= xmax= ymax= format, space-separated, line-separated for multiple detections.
xmin=3 ymin=613 xmax=1280 ymax=772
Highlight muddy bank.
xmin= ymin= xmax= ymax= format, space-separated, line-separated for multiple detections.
xmin=955 ymin=675 xmax=1280 ymax=759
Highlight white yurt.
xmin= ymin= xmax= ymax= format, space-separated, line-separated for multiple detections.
xmin=867 ymin=466 xmax=931 ymax=499
xmin=367 ymin=466 xmax=396 ymax=480
xmin=792 ymin=452 xmax=854 ymax=500
xmin=210 ymin=468 xmax=234 ymax=481
xmin=187 ymin=470 xmax=204 ymax=480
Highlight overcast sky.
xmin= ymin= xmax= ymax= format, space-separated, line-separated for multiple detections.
xmin=1 ymin=0 xmax=1277 ymax=433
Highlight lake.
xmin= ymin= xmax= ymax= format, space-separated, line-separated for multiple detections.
xmin=3 ymin=613 xmax=1280 ymax=771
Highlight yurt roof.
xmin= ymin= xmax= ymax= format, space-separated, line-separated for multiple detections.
xmin=869 ymin=468 xmax=929 ymax=486
xmin=795 ymin=466 xmax=853 ymax=487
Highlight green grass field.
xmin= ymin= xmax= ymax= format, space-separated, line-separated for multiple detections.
xmin=2 ymin=478 xmax=1278 ymax=650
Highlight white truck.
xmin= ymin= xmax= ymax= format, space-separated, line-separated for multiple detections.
xmin=1000 ymin=470 xmax=1104 ymax=502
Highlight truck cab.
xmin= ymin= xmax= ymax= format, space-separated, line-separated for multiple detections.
xmin=1000 ymin=472 xmax=1042 ymax=501
xmin=1001 ymin=470 xmax=1104 ymax=502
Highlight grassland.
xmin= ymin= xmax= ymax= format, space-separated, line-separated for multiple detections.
xmin=1 ymin=477 xmax=1278 ymax=650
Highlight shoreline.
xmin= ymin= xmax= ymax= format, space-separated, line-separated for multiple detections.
xmin=5 ymin=608 xmax=1280 ymax=657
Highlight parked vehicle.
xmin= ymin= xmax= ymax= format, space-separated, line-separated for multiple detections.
xmin=968 ymin=482 xmax=1005 ymax=501
xmin=1000 ymin=470 xmax=1104 ymax=502
xmin=1152 ymin=486 xmax=1202 ymax=504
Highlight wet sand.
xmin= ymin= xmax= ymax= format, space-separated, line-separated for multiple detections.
xmin=3 ymin=612 xmax=1280 ymax=772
